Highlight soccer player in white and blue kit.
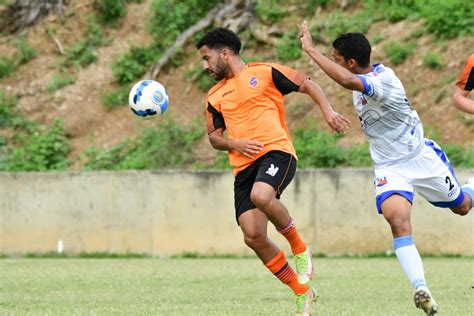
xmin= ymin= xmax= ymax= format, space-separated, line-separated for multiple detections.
xmin=300 ymin=21 xmax=473 ymax=315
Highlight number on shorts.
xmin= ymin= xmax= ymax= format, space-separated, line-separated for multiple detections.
xmin=445 ymin=176 xmax=454 ymax=191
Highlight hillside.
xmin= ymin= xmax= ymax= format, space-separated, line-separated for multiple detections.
xmin=0 ymin=0 xmax=473 ymax=171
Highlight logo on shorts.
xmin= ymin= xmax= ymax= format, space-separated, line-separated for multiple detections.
xmin=376 ymin=177 xmax=388 ymax=187
xmin=249 ymin=76 xmax=258 ymax=88
xmin=266 ymin=164 xmax=279 ymax=177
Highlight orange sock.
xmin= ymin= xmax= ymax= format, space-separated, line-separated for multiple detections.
xmin=277 ymin=218 xmax=307 ymax=255
xmin=265 ymin=250 xmax=308 ymax=295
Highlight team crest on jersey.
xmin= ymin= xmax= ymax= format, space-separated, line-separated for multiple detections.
xmin=249 ymin=76 xmax=258 ymax=88
xmin=376 ymin=177 xmax=388 ymax=187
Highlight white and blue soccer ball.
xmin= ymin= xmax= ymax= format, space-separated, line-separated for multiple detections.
xmin=128 ymin=80 xmax=169 ymax=117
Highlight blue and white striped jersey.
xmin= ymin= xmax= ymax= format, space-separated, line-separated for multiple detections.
xmin=353 ymin=63 xmax=424 ymax=166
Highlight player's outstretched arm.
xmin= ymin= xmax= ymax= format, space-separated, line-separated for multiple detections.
xmin=299 ymin=79 xmax=351 ymax=134
xmin=300 ymin=21 xmax=364 ymax=92
xmin=453 ymin=86 xmax=474 ymax=114
xmin=208 ymin=128 xmax=263 ymax=158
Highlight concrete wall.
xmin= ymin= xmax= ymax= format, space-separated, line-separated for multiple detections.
xmin=0 ymin=169 xmax=472 ymax=256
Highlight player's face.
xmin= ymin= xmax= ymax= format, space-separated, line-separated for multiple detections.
xmin=332 ymin=48 xmax=352 ymax=72
xmin=332 ymin=48 xmax=356 ymax=73
xmin=199 ymin=46 xmax=229 ymax=81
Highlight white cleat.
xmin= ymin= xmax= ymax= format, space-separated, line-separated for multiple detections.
xmin=414 ymin=288 xmax=438 ymax=315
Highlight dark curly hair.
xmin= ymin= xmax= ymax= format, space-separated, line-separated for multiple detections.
xmin=332 ymin=33 xmax=371 ymax=68
xmin=195 ymin=27 xmax=242 ymax=54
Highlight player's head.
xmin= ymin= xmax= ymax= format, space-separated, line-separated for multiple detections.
xmin=332 ymin=32 xmax=371 ymax=73
xmin=196 ymin=28 xmax=242 ymax=81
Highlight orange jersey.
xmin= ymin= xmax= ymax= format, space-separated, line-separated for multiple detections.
xmin=456 ymin=54 xmax=474 ymax=91
xmin=206 ymin=62 xmax=308 ymax=175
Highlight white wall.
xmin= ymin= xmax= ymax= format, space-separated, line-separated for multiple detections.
xmin=0 ymin=169 xmax=472 ymax=256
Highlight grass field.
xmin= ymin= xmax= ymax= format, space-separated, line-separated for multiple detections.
xmin=0 ymin=257 xmax=472 ymax=315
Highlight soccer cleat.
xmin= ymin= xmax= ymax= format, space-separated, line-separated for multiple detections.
xmin=414 ymin=288 xmax=438 ymax=315
xmin=296 ymin=286 xmax=317 ymax=316
xmin=294 ymin=248 xmax=313 ymax=284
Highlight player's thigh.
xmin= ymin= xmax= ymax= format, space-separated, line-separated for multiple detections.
xmin=414 ymin=143 xmax=464 ymax=208
xmin=374 ymin=167 xmax=414 ymax=214
xmin=254 ymin=150 xmax=296 ymax=197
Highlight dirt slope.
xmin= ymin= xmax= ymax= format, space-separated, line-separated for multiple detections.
xmin=0 ymin=1 xmax=472 ymax=170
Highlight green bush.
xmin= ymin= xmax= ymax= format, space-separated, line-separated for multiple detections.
xmin=422 ymin=52 xmax=443 ymax=69
xmin=149 ymin=0 xmax=220 ymax=47
xmin=101 ymin=85 xmax=131 ymax=109
xmin=255 ymin=0 xmax=287 ymax=24
xmin=421 ymin=0 xmax=473 ymax=39
xmin=383 ymin=41 xmax=416 ymax=65
xmin=292 ymin=126 xmax=372 ymax=168
xmin=443 ymin=144 xmax=474 ymax=167
xmin=13 ymin=37 xmax=37 ymax=65
xmin=93 ymin=0 xmax=126 ymax=24
xmin=64 ymin=20 xmax=107 ymax=69
xmin=0 ymin=91 xmax=17 ymax=128
xmin=112 ymin=45 xmax=160 ymax=84
xmin=3 ymin=120 xmax=71 ymax=171
xmin=276 ymin=29 xmax=301 ymax=61
xmin=0 ymin=57 xmax=14 ymax=80
xmin=84 ymin=118 xmax=204 ymax=170
xmin=46 ymin=71 xmax=75 ymax=92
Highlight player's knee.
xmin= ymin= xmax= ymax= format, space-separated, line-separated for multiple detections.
xmin=243 ymin=232 xmax=266 ymax=250
xmin=451 ymin=204 xmax=470 ymax=216
xmin=250 ymin=189 xmax=273 ymax=210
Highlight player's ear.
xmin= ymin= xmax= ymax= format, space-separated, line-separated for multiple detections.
xmin=347 ymin=58 xmax=358 ymax=69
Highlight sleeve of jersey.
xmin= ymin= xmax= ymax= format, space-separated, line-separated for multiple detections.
xmin=455 ymin=55 xmax=474 ymax=91
xmin=206 ymin=101 xmax=225 ymax=134
xmin=271 ymin=65 xmax=308 ymax=95
xmin=356 ymin=74 xmax=376 ymax=97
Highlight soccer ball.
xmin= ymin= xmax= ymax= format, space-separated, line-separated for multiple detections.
xmin=128 ymin=80 xmax=169 ymax=117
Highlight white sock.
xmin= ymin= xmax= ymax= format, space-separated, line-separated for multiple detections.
xmin=394 ymin=235 xmax=427 ymax=289
xmin=462 ymin=179 xmax=474 ymax=209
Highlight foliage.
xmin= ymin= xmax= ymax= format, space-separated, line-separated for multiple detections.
xmin=422 ymin=52 xmax=443 ymax=69
xmin=101 ymin=85 xmax=131 ymax=109
xmin=0 ymin=91 xmax=17 ymax=128
xmin=112 ymin=45 xmax=161 ymax=84
xmin=64 ymin=20 xmax=107 ymax=69
xmin=1 ymin=120 xmax=71 ymax=171
xmin=0 ymin=57 xmax=14 ymax=80
xmin=46 ymin=71 xmax=75 ymax=92
xmin=276 ymin=29 xmax=301 ymax=61
xmin=316 ymin=10 xmax=374 ymax=41
xmin=148 ymin=0 xmax=221 ymax=47
xmin=13 ymin=37 xmax=37 ymax=65
xmin=383 ymin=41 xmax=416 ymax=65
xmin=420 ymin=0 xmax=473 ymax=39
xmin=255 ymin=0 xmax=286 ymax=25
xmin=443 ymin=144 xmax=474 ymax=167
xmin=92 ymin=0 xmax=126 ymax=24
xmin=292 ymin=126 xmax=371 ymax=168
xmin=84 ymin=118 xmax=204 ymax=170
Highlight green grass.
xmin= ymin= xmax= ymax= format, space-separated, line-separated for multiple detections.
xmin=0 ymin=257 xmax=472 ymax=315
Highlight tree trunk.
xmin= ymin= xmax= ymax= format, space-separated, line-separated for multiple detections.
xmin=0 ymin=0 xmax=69 ymax=34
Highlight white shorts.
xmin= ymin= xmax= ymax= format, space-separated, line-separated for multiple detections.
xmin=374 ymin=139 xmax=465 ymax=213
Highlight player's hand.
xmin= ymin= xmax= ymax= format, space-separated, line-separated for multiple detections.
xmin=300 ymin=20 xmax=314 ymax=53
xmin=230 ymin=139 xmax=264 ymax=158
xmin=324 ymin=111 xmax=351 ymax=134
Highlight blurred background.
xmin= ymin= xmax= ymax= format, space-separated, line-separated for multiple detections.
xmin=0 ymin=0 xmax=472 ymax=173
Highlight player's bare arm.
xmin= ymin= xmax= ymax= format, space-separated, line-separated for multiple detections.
xmin=208 ymin=128 xmax=263 ymax=158
xmin=300 ymin=21 xmax=365 ymax=92
xmin=298 ymin=79 xmax=351 ymax=133
xmin=453 ymin=86 xmax=474 ymax=114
